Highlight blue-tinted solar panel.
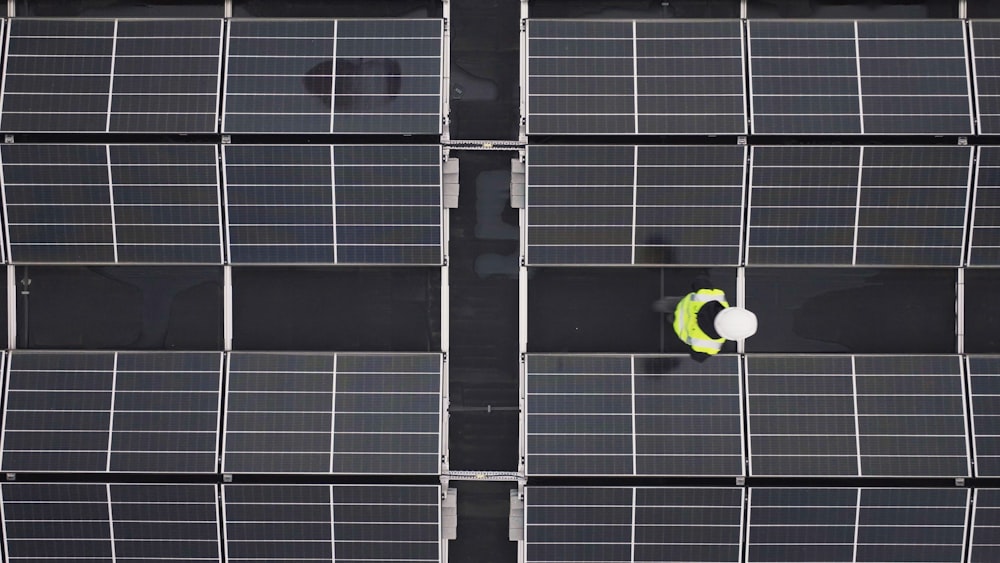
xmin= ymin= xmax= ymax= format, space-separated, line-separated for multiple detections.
xmin=2 ymin=144 xmax=223 ymax=264
xmin=1 ymin=351 xmax=223 ymax=473
xmin=1 ymin=19 xmax=222 ymax=133
xmin=526 ymin=145 xmax=746 ymax=266
xmin=223 ymin=144 xmax=442 ymax=265
xmin=223 ymin=19 xmax=442 ymax=134
xmin=222 ymin=485 xmax=440 ymax=563
xmin=223 ymin=352 xmax=442 ymax=475
xmin=1 ymin=483 xmax=221 ymax=563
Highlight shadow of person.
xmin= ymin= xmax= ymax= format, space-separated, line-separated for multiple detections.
xmin=303 ymin=58 xmax=402 ymax=109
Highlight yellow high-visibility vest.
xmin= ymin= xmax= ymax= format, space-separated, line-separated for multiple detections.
xmin=673 ymin=289 xmax=729 ymax=355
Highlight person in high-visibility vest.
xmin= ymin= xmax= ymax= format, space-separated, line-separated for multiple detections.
xmin=653 ymin=277 xmax=757 ymax=362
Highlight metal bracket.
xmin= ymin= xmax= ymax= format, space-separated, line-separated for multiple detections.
xmin=509 ymin=489 xmax=524 ymax=542
xmin=510 ymin=158 xmax=525 ymax=209
xmin=443 ymin=157 xmax=460 ymax=209
xmin=442 ymin=488 xmax=458 ymax=540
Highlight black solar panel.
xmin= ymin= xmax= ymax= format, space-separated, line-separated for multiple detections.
xmin=1 ymin=352 xmax=223 ymax=473
xmin=747 ymin=488 xmax=970 ymax=563
xmin=2 ymin=144 xmax=223 ymax=264
xmin=972 ymin=22 xmax=1000 ymax=134
xmin=223 ymin=144 xmax=442 ymax=265
xmin=969 ymin=356 xmax=1000 ymax=476
xmin=525 ymin=487 xmax=743 ymax=563
xmin=1 ymin=19 xmax=222 ymax=133
xmin=223 ymin=352 xmax=442 ymax=474
xmin=746 ymin=355 xmax=968 ymax=477
xmin=971 ymin=147 xmax=1000 ymax=266
xmin=526 ymin=19 xmax=746 ymax=135
xmin=972 ymin=489 xmax=1000 ymax=563
xmin=223 ymin=19 xmax=442 ymax=134
xmin=747 ymin=145 xmax=972 ymax=266
xmin=1 ymin=483 xmax=221 ymax=563
xmin=525 ymin=354 xmax=743 ymax=476
xmin=223 ymin=485 xmax=440 ymax=563
xmin=748 ymin=20 xmax=862 ymax=134
xmin=748 ymin=20 xmax=973 ymax=135
xmin=526 ymin=145 xmax=746 ymax=266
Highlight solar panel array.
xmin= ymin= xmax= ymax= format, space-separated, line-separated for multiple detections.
xmin=526 ymin=19 xmax=746 ymax=135
xmin=525 ymin=354 xmax=744 ymax=476
xmin=969 ymin=356 xmax=1000 ymax=476
xmin=972 ymin=147 xmax=1000 ymax=266
xmin=745 ymin=355 xmax=970 ymax=477
xmin=222 ymin=484 xmax=441 ymax=563
xmin=746 ymin=488 xmax=970 ymax=563
xmin=972 ymin=21 xmax=1000 ymax=134
xmin=748 ymin=19 xmax=974 ymax=135
xmin=223 ymin=144 xmax=443 ymax=265
xmin=1 ymin=483 xmax=221 ymax=563
xmin=747 ymin=145 xmax=973 ymax=266
xmin=1 ymin=19 xmax=224 ymax=133
xmin=223 ymin=19 xmax=443 ymax=134
xmin=973 ymin=489 xmax=1000 ymax=563
xmin=525 ymin=145 xmax=746 ymax=266
xmin=525 ymin=487 xmax=744 ymax=563
xmin=1 ymin=351 xmax=223 ymax=473
xmin=223 ymin=352 xmax=442 ymax=475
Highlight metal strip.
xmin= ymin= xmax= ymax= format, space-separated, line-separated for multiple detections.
xmin=106 ymin=352 xmax=118 ymax=471
xmin=213 ymin=19 xmax=225 ymax=133
xmin=738 ymin=19 xmax=749 ymax=134
xmin=220 ymin=19 xmax=233 ymax=132
xmin=214 ymin=352 xmax=225 ymax=473
xmin=220 ymin=146 xmax=233 ymax=265
xmin=852 ymin=488 xmax=862 ymax=563
xmin=629 ymin=486 xmax=637 ymax=563
xmin=5 ymin=267 xmax=13 ymax=350
xmin=107 ymin=484 xmax=117 ymax=563
xmin=963 ymin=20 xmax=977 ymax=135
xmin=736 ymin=267 xmax=746 ymax=353
xmin=330 ymin=485 xmax=336 ymax=563
xmin=851 ymin=355 xmax=863 ymax=476
xmin=440 ymin=9 xmax=451 ymax=141
xmin=743 ymin=355 xmax=754 ymax=476
xmin=966 ymin=355 xmax=980 ymax=477
xmin=0 ymin=144 xmax=11 ymax=263
xmin=330 ymin=144 xmax=338 ymax=263
xmin=970 ymin=20 xmax=983 ymax=134
xmin=852 ymin=146 xmax=865 ymax=265
xmin=106 ymin=145 xmax=119 ymax=263
xmin=631 ymin=145 xmax=638 ymax=264
xmin=0 ymin=352 xmax=10 ymax=467
xmin=738 ymin=145 xmax=750 ymax=265
xmin=219 ymin=353 xmax=232 ymax=472
xmin=737 ymin=355 xmax=747 ymax=477
xmin=962 ymin=488 xmax=973 ymax=563
xmin=959 ymin=354 xmax=973 ymax=477
xmin=329 ymin=353 xmax=337 ymax=474
xmin=213 ymin=145 xmax=226 ymax=264
xmin=330 ymin=20 xmax=338 ymax=134
xmin=521 ymin=10 xmax=529 ymax=140
xmin=437 ymin=18 xmax=445 ymax=136
xmin=962 ymin=148 xmax=977 ymax=267
xmin=630 ymin=354 xmax=637 ymax=475
xmin=0 ymin=21 xmax=10 ymax=134
xmin=854 ymin=21 xmax=865 ymax=134
xmin=213 ymin=484 xmax=224 ymax=563
xmin=105 ymin=20 xmax=119 ymax=132
xmin=745 ymin=20 xmax=756 ymax=133
xmin=632 ymin=21 xmax=639 ymax=134
xmin=967 ymin=488 xmax=979 ymax=563
xmin=958 ymin=267 xmax=965 ymax=355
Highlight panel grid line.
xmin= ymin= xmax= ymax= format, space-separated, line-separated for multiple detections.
xmin=104 ymin=20 xmax=119 ymax=133
xmin=106 ymin=145 xmax=119 ymax=263
xmin=630 ymin=145 xmax=638 ymax=265
xmin=852 ymin=487 xmax=861 ymax=563
xmin=631 ymin=21 xmax=638 ymax=135
xmin=852 ymin=355 xmax=862 ymax=476
xmin=854 ymin=21 xmax=865 ymax=134
xmin=329 ymin=20 xmax=338 ymax=134
xmin=106 ymin=484 xmax=116 ymax=563
xmin=630 ymin=356 xmax=637 ymax=475
xmin=852 ymin=146 xmax=864 ymax=265
xmin=329 ymin=353 xmax=337 ymax=474
xmin=629 ymin=487 xmax=636 ymax=563
xmin=106 ymin=352 xmax=118 ymax=472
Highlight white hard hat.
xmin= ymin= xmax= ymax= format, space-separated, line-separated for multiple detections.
xmin=714 ymin=307 xmax=758 ymax=340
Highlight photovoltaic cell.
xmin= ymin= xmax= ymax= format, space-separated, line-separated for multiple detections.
xmin=526 ymin=145 xmax=746 ymax=266
xmin=222 ymin=485 xmax=440 ymax=563
xmin=526 ymin=19 xmax=746 ymax=135
xmin=972 ymin=489 xmax=1000 ymax=563
xmin=1 ymin=483 xmax=220 ymax=563
xmin=223 ymin=19 xmax=442 ymax=134
xmin=223 ymin=144 xmax=442 ymax=265
xmin=1 ymin=19 xmax=223 ymax=133
xmin=2 ymin=144 xmax=223 ymax=264
xmin=1 ymin=352 xmax=223 ymax=473
xmin=525 ymin=487 xmax=743 ymax=563
xmin=969 ymin=356 xmax=1000 ymax=476
xmin=222 ymin=352 xmax=442 ymax=474
xmin=525 ymin=354 xmax=743 ymax=476
xmin=746 ymin=145 xmax=972 ymax=266
xmin=971 ymin=147 xmax=1000 ymax=266
xmin=973 ymin=21 xmax=1000 ymax=134
xmin=746 ymin=355 xmax=969 ymax=477
xmin=747 ymin=488 xmax=970 ymax=563
xmin=748 ymin=20 xmax=973 ymax=134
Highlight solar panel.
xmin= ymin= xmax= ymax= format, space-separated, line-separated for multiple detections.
xmin=973 ymin=22 xmax=1000 ymax=134
xmin=746 ymin=145 xmax=972 ymax=266
xmin=525 ymin=145 xmax=746 ymax=266
xmin=1 ymin=19 xmax=223 ymax=133
xmin=526 ymin=19 xmax=746 ymax=135
xmin=972 ymin=489 xmax=1000 ymax=563
xmin=2 ymin=143 xmax=223 ymax=264
xmin=223 ymin=19 xmax=443 ymax=134
xmin=525 ymin=354 xmax=743 ymax=476
xmin=222 ymin=144 xmax=442 ymax=265
xmin=746 ymin=355 xmax=969 ymax=477
xmin=746 ymin=488 xmax=970 ymax=563
xmin=1 ymin=483 xmax=221 ymax=563
xmin=748 ymin=20 xmax=973 ymax=134
xmin=969 ymin=356 xmax=1000 ymax=476
xmin=971 ymin=147 xmax=1000 ymax=266
xmin=222 ymin=485 xmax=440 ymax=563
xmin=525 ymin=487 xmax=744 ymax=563
xmin=222 ymin=352 xmax=442 ymax=474
xmin=1 ymin=351 xmax=223 ymax=473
